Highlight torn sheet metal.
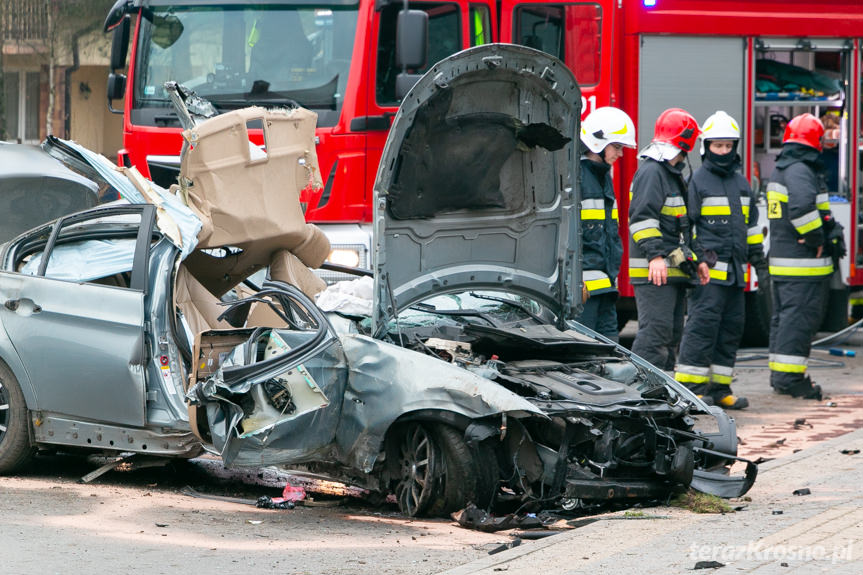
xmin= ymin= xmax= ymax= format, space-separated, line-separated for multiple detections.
xmin=60 ymin=139 xmax=202 ymax=259
xmin=335 ymin=334 xmax=545 ymax=473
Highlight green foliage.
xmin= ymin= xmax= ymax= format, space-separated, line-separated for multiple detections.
xmin=670 ymin=490 xmax=733 ymax=514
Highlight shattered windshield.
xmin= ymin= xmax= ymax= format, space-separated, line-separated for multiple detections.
xmin=133 ymin=3 xmax=358 ymax=127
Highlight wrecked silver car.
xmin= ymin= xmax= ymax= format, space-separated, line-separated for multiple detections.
xmin=0 ymin=45 xmax=754 ymax=517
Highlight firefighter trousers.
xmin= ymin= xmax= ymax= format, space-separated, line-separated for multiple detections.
xmin=577 ymin=292 xmax=619 ymax=342
xmin=632 ymin=283 xmax=686 ymax=370
xmin=769 ymin=279 xmax=830 ymax=394
xmin=675 ymin=283 xmax=744 ymax=392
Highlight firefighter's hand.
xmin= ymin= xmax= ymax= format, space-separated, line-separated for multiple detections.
xmin=697 ymin=262 xmax=710 ymax=285
xmin=797 ymin=238 xmax=824 ymax=258
xmin=648 ymin=256 xmax=667 ymax=286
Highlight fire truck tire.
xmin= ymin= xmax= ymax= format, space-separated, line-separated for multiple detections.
xmin=741 ymin=288 xmax=772 ymax=348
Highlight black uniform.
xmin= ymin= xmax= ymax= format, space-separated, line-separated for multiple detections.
xmin=577 ymin=157 xmax=623 ymax=341
xmin=629 ymin=157 xmax=696 ymax=370
xmin=675 ymin=155 xmax=764 ymax=395
xmin=766 ymin=143 xmax=833 ymax=397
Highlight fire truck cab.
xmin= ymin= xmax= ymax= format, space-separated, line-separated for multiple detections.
xmin=104 ymin=0 xmax=497 ymax=281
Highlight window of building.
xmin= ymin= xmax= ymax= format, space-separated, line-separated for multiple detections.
xmin=2 ymin=69 xmax=40 ymax=143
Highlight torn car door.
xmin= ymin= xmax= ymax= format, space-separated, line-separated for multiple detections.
xmin=187 ymin=282 xmax=348 ymax=467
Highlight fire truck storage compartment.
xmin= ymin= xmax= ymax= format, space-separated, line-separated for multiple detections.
xmin=638 ymin=36 xmax=746 ymax=173
xmin=753 ymin=38 xmax=853 ymax=332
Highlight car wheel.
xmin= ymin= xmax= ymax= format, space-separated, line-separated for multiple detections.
xmin=426 ymin=424 xmax=498 ymax=517
xmin=391 ymin=422 xmax=499 ymax=517
xmin=0 ymin=363 xmax=35 ymax=474
xmin=393 ymin=422 xmax=442 ymax=517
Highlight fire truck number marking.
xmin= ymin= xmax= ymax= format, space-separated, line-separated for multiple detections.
xmin=581 ymin=95 xmax=597 ymax=117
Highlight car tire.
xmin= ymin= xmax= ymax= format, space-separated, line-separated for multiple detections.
xmin=0 ymin=363 xmax=35 ymax=474
xmin=391 ymin=422 xmax=499 ymax=517
xmin=392 ymin=422 xmax=443 ymax=517
xmin=426 ymin=424 xmax=498 ymax=517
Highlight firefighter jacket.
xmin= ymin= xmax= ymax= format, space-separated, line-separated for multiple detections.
xmin=628 ymin=157 xmax=695 ymax=285
xmin=766 ymin=144 xmax=834 ymax=282
xmin=688 ymin=157 xmax=763 ymax=287
xmin=580 ymin=157 xmax=623 ymax=296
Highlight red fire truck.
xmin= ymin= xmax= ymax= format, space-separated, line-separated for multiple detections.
xmin=105 ymin=0 xmax=863 ymax=336
xmin=497 ymin=0 xmax=863 ymax=338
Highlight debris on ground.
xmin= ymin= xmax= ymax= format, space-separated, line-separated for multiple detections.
xmin=840 ymin=449 xmax=860 ymax=455
xmin=671 ymin=490 xmax=733 ymax=514
xmin=793 ymin=418 xmax=813 ymax=429
xmin=772 ymin=510 xmax=784 ymax=515
xmin=792 ymin=488 xmax=811 ymax=496
xmin=693 ymin=560 xmax=725 ymax=569
xmin=256 ymin=485 xmax=307 ymax=509
xmin=451 ymin=503 xmax=542 ymax=532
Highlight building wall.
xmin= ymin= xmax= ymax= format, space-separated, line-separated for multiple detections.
xmin=70 ymin=66 xmax=124 ymax=158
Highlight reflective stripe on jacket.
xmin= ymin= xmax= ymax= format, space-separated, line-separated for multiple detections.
xmin=687 ymin=158 xmax=759 ymax=287
xmin=628 ymin=158 xmax=695 ymax=285
xmin=580 ymin=158 xmax=622 ymax=295
xmin=766 ymin=146 xmax=834 ymax=282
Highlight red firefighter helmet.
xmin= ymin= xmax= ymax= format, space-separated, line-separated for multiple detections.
xmin=783 ymin=113 xmax=825 ymax=152
xmin=652 ymin=108 xmax=701 ymax=153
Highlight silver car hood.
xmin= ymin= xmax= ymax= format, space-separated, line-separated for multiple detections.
xmin=372 ymin=44 xmax=581 ymax=333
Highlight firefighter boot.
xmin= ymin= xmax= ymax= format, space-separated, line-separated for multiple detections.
xmin=708 ymin=384 xmax=749 ymax=410
xmin=685 ymin=383 xmax=714 ymax=406
xmin=788 ymin=376 xmax=823 ymax=401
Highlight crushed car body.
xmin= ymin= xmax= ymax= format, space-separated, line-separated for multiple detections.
xmin=0 ymin=44 xmax=755 ymax=517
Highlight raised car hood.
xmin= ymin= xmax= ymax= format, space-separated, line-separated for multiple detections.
xmin=372 ymin=44 xmax=581 ymax=333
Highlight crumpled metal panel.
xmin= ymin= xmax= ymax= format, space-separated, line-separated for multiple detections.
xmin=193 ymin=334 xmax=349 ymax=467
xmin=334 ymin=334 xmax=545 ymax=473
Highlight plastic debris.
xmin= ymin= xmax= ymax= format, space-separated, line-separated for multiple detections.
xmin=256 ymin=484 xmax=307 ymax=509
xmin=840 ymin=449 xmax=860 ymax=455
xmin=693 ymin=561 xmax=725 ymax=569
xmin=792 ymin=488 xmax=811 ymax=496
xmin=452 ymin=503 xmax=542 ymax=532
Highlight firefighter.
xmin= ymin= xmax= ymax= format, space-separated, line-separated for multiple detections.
xmin=576 ymin=107 xmax=637 ymax=341
xmin=766 ymin=113 xmax=836 ymax=400
xmin=674 ymin=111 xmax=765 ymax=409
xmin=629 ymin=108 xmax=710 ymax=370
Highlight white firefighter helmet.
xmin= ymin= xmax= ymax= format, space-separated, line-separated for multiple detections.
xmin=699 ymin=110 xmax=740 ymax=155
xmin=580 ymin=107 xmax=637 ymax=154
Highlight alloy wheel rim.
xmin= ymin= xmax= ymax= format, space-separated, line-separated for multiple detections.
xmin=394 ymin=424 xmax=437 ymax=515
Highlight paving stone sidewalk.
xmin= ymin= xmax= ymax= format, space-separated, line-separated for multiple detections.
xmin=439 ymin=427 xmax=863 ymax=575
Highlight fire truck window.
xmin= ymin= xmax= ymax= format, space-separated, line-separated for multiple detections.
xmin=470 ymin=5 xmax=491 ymax=46
xmin=377 ymin=3 xmax=461 ymax=105
xmin=513 ymin=3 xmax=601 ymax=86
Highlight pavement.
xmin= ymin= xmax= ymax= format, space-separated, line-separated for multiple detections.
xmin=439 ymin=325 xmax=863 ymax=575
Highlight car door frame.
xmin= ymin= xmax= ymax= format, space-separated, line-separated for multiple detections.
xmin=0 ymin=205 xmax=157 ymax=427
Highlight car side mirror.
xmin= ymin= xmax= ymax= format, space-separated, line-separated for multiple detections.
xmin=107 ymin=73 xmax=127 ymax=114
xmin=396 ymin=10 xmax=428 ymax=69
